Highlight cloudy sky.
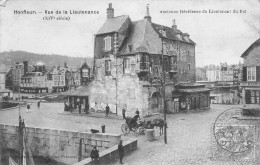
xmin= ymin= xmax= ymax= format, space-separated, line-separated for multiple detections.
xmin=0 ymin=0 xmax=259 ymax=67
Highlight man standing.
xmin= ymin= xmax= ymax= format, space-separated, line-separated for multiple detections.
xmin=122 ymin=108 xmax=126 ymax=119
xmin=26 ymin=103 xmax=31 ymax=113
xmin=105 ymin=104 xmax=110 ymax=117
xmin=90 ymin=146 xmax=99 ymax=164
xmin=78 ymin=102 xmax=82 ymax=113
xmin=37 ymin=100 xmax=41 ymax=109
xmin=118 ymin=140 xmax=124 ymax=164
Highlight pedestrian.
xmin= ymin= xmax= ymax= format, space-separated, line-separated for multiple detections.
xmin=105 ymin=104 xmax=110 ymax=117
xmin=37 ymin=100 xmax=41 ymax=109
xmin=122 ymin=108 xmax=126 ymax=119
xmin=26 ymin=103 xmax=31 ymax=113
xmin=69 ymin=103 xmax=73 ymax=113
xmin=129 ymin=110 xmax=141 ymax=130
xmin=90 ymin=146 xmax=99 ymax=164
xmin=118 ymin=140 xmax=124 ymax=164
xmin=78 ymin=103 xmax=82 ymax=113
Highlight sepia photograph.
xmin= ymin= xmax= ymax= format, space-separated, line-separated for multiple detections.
xmin=0 ymin=0 xmax=259 ymax=164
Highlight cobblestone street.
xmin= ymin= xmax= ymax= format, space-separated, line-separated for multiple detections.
xmin=0 ymin=103 xmax=259 ymax=165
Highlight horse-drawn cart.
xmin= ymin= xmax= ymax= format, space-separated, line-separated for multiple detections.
xmin=121 ymin=113 xmax=164 ymax=134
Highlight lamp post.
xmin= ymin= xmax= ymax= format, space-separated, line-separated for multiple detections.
xmin=115 ymin=33 xmax=119 ymax=115
xmin=161 ymin=30 xmax=167 ymax=144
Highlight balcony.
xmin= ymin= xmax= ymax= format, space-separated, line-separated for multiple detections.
xmin=139 ymin=62 xmax=149 ymax=71
xmin=169 ymin=64 xmax=177 ymax=75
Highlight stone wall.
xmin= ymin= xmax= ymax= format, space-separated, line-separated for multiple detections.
xmin=0 ymin=124 xmax=121 ymax=165
xmin=89 ymin=75 xmax=150 ymax=117
xmin=73 ymin=138 xmax=137 ymax=165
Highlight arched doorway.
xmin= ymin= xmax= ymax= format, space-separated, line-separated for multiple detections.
xmin=151 ymin=92 xmax=162 ymax=113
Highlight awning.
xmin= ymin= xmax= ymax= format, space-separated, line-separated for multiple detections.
xmin=178 ymin=88 xmax=212 ymax=93
xmin=0 ymin=89 xmax=13 ymax=93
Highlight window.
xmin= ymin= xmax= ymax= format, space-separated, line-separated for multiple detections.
xmin=104 ymin=36 xmax=112 ymax=51
xmin=140 ymin=54 xmax=149 ymax=70
xmin=169 ymin=56 xmax=177 ymax=72
xmin=250 ymin=90 xmax=260 ymax=104
xmin=247 ymin=67 xmax=256 ymax=81
xmin=105 ymin=60 xmax=111 ymax=76
xmin=187 ymin=64 xmax=191 ymax=70
xmin=123 ymin=58 xmax=130 ymax=74
xmin=164 ymin=56 xmax=169 ymax=72
xmin=159 ymin=29 xmax=166 ymax=37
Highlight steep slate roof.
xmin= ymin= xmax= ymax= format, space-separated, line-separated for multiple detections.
xmin=119 ymin=19 xmax=195 ymax=55
xmin=120 ymin=19 xmax=162 ymax=55
xmin=241 ymin=38 xmax=260 ymax=58
xmin=96 ymin=15 xmax=129 ymax=35
xmin=151 ymin=23 xmax=195 ymax=45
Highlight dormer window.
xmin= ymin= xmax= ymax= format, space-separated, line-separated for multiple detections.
xmin=104 ymin=36 xmax=112 ymax=51
xmin=159 ymin=29 xmax=166 ymax=37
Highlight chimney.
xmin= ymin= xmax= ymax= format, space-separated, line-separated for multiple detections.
xmin=172 ymin=19 xmax=177 ymax=29
xmin=23 ymin=61 xmax=28 ymax=76
xmin=144 ymin=4 xmax=151 ymax=22
xmin=107 ymin=3 xmax=114 ymax=19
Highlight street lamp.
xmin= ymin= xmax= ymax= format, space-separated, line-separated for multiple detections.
xmin=161 ymin=28 xmax=167 ymax=144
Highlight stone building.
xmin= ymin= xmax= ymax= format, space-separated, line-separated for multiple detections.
xmin=0 ymin=72 xmax=6 ymax=90
xmin=93 ymin=4 xmax=197 ymax=116
xmin=73 ymin=4 xmax=201 ymax=116
xmin=240 ymin=38 xmax=260 ymax=107
xmin=20 ymin=63 xmax=67 ymax=93
xmin=6 ymin=61 xmax=34 ymax=92
xmin=196 ymin=67 xmax=206 ymax=81
xmin=65 ymin=69 xmax=81 ymax=90
xmin=80 ymin=61 xmax=92 ymax=85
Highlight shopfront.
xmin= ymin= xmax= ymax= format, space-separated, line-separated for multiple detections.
xmin=174 ymin=83 xmax=211 ymax=111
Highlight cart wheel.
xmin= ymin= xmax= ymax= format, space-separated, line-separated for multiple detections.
xmin=138 ymin=127 xmax=145 ymax=134
xmin=121 ymin=124 xmax=130 ymax=134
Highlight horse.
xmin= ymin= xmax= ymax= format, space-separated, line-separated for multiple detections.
xmin=151 ymin=118 xmax=167 ymax=136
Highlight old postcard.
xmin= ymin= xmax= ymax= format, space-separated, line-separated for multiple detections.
xmin=0 ymin=0 xmax=259 ymax=165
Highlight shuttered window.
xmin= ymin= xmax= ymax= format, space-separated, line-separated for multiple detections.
xmin=247 ymin=66 xmax=256 ymax=81
xmin=123 ymin=58 xmax=130 ymax=74
xmin=256 ymin=66 xmax=260 ymax=81
xmin=242 ymin=67 xmax=247 ymax=81
xmin=245 ymin=90 xmax=251 ymax=104
xmin=250 ymin=90 xmax=260 ymax=104
xmin=104 ymin=37 xmax=111 ymax=51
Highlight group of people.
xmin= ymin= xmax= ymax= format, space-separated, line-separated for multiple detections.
xmin=221 ymin=98 xmax=241 ymax=104
xmin=105 ymin=104 xmax=128 ymax=120
xmin=90 ymin=140 xmax=125 ymax=164
xmin=26 ymin=100 xmax=41 ymax=113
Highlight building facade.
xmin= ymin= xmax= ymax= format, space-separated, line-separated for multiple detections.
xmin=6 ymin=61 xmax=34 ymax=92
xmin=77 ymin=4 xmax=200 ymax=116
xmin=0 ymin=72 xmax=5 ymax=90
xmin=240 ymin=38 xmax=260 ymax=107
xmin=65 ymin=69 xmax=81 ymax=90
xmin=196 ymin=67 xmax=206 ymax=81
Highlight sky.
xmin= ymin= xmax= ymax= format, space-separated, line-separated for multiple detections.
xmin=0 ymin=0 xmax=259 ymax=67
